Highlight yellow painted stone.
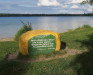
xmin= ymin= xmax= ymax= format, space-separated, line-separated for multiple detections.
xmin=19 ymin=30 xmax=61 ymax=55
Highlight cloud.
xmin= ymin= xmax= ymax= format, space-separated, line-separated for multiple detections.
xmin=0 ymin=0 xmax=91 ymax=14
xmin=69 ymin=11 xmax=84 ymax=14
xmin=59 ymin=10 xmax=68 ymax=13
xmin=38 ymin=0 xmax=61 ymax=6
xmin=87 ymin=6 xmax=93 ymax=11
xmin=67 ymin=0 xmax=86 ymax=4
xmin=17 ymin=1 xmax=37 ymax=8
xmin=62 ymin=5 xmax=68 ymax=8
xmin=71 ymin=5 xmax=79 ymax=9
xmin=88 ymin=9 xmax=92 ymax=11
xmin=81 ymin=5 xmax=93 ymax=12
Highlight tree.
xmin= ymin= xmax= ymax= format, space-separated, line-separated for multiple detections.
xmin=81 ymin=0 xmax=93 ymax=13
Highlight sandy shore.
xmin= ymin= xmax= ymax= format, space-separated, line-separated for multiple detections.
xmin=0 ymin=37 xmax=14 ymax=42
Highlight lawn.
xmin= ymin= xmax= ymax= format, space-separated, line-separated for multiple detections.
xmin=60 ymin=26 xmax=93 ymax=50
xmin=0 ymin=26 xmax=93 ymax=75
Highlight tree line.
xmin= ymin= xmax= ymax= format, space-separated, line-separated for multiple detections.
xmin=0 ymin=13 xmax=93 ymax=17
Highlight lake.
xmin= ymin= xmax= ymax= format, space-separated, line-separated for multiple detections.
xmin=0 ymin=16 xmax=93 ymax=38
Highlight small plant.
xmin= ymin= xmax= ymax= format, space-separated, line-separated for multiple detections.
xmin=82 ymin=24 xmax=91 ymax=28
xmin=14 ymin=21 xmax=32 ymax=41
xmin=75 ymin=24 xmax=91 ymax=30
xmin=75 ymin=27 xmax=81 ymax=30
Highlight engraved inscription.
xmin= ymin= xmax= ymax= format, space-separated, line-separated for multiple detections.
xmin=28 ymin=34 xmax=56 ymax=55
xmin=30 ymin=39 xmax=55 ymax=50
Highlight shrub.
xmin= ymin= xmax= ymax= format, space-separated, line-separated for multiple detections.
xmin=76 ymin=24 xmax=91 ymax=30
xmin=82 ymin=24 xmax=91 ymax=28
xmin=14 ymin=21 xmax=32 ymax=41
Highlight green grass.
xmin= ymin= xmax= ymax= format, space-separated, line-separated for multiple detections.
xmin=60 ymin=25 xmax=93 ymax=50
xmin=17 ymin=50 xmax=66 ymax=60
xmin=0 ymin=41 xmax=19 ymax=59
xmin=14 ymin=21 xmax=32 ymax=41
xmin=0 ymin=42 xmax=78 ymax=75
xmin=0 ymin=25 xmax=93 ymax=75
xmin=82 ymin=24 xmax=91 ymax=28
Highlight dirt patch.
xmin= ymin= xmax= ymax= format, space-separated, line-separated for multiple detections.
xmin=0 ymin=37 xmax=14 ymax=41
xmin=6 ymin=48 xmax=84 ymax=63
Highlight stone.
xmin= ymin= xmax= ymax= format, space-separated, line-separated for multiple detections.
xmin=19 ymin=30 xmax=61 ymax=55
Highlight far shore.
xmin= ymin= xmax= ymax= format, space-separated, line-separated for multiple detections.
xmin=0 ymin=37 xmax=14 ymax=41
xmin=0 ymin=13 xmax=93 ymax=17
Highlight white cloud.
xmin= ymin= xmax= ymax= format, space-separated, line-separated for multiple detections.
xmin=62 ymin=5 xmax=68 ymax=8
xmin=71 ymin=5 xmax=79 ymax=9
xmin=81 ymin=5 xmax=93 ymax=12
xmin=69 ymin=11 xmax=84 ymax=14
xmin=59 ymin=10 xmax=67 ymax=13
xmin=87 ymin=5 xmax=93 ymax=11
xmin=67 ymin=0 xmax=86 ymax=4
xmin=88 ymin=9 xmax=92 ymax=11
xmin=38 ymin=0 xmax=61 ymax=6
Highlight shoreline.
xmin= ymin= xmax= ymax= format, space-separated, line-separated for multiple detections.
xmin=0 ymin=37 xmax=14 ymax=41
xmin=0 ymin=31 xmax=67 ymax=42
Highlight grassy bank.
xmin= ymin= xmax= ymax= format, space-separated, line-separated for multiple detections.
xmin=0 ymin=25 xmax=93 ymax=75
xmin=60 ymin=25 xmax=93 ymax=50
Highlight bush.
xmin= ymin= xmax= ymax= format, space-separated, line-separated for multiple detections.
xmin=14 ymin=21 xmax=32 ymax=41
xmin=76 ymin=24 xmax=91 ymax=30
xmin=82 ymin=24 xmax=91 ymax=28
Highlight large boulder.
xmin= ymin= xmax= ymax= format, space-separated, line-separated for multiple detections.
xmin=19 ymin=30 xmax=61 ymax=55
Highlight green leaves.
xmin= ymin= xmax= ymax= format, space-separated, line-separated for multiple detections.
xmin=14 ymin=21 xmax=32 ymax=41
xmin=80 ymin=1 xmax=88 ymax=5
xmin=80 ymin=0 xmax=93 ymax=5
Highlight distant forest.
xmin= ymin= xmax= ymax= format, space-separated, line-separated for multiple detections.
xmin=0 ymin=13 xmax=93 ymax=17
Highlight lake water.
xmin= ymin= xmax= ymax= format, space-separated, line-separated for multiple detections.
xmin=0 ymin=16 xmax=93 ymax=38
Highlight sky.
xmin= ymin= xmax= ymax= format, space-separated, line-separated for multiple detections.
xmin=0 ymin=0 xmax=92 ymax=14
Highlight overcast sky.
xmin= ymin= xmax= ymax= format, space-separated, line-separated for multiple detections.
xmin=0 ymin=0 xmax=92 ymax=14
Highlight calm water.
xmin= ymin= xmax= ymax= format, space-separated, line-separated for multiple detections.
xmin=0 ymin=16 xmax=93 ymax=38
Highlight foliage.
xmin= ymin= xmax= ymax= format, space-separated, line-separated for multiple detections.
xmin=81 ymin=0 xmax=93 ymax=5
xmin=81 ymin=0 xmax=93 ymax=13
xmin=14 ymin=21 xmax=32 ymax=41
xmin=0 ymin=13 xmax=93 ymax=17
xmin=82 ymin=24 xmax=91 ymax=28
xmin=80 ymin=1 xmax=88 ymax=5
xmin=75 ymin=24 xmax=91 ymax=30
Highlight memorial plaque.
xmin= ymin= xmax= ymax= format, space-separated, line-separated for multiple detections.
xmin=19 ymin=30 xmax=61 ymax=55
xmin=28 ymin=34 xmax=56 ymax=55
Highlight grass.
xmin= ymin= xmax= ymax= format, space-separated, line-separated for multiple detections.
xmin=0 ymin=25 xmax=93 ymax=75
xmin=17 ymin=50 xmax=66 ymax=60
xmin=14 ymin=21 xmax=32 ymax=41
xmin=0 ymin=42 xmax=77 ymax=75
xmin=0 ymin=41 xmax=19 ymax=59
xmin=60 ymin=25 xmax=93 ymax=50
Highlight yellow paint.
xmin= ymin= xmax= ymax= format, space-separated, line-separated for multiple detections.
xmin=19 ymin=30 xmax=61 ymax=55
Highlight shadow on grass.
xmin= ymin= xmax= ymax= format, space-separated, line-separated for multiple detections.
xmin=0 ymin=60 xmax=30 ymax=75
xmin=61 ymin=41 xmax=66 ymax=50
xmin=70 ymin=34 xmax=93 ymax=75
